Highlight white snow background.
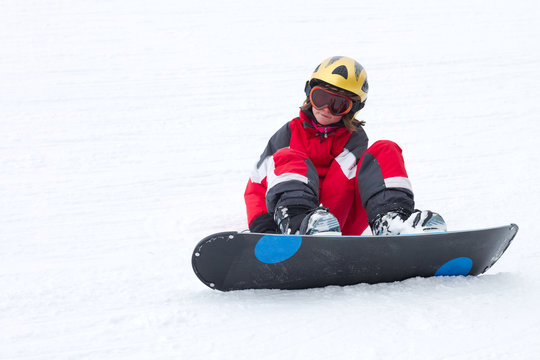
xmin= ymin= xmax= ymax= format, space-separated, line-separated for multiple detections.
xmin=1 ymin=1 xmax=540 ymax=359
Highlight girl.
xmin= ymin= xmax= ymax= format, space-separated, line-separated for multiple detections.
xmin=244 ymin=56 xmax=446 ymax=236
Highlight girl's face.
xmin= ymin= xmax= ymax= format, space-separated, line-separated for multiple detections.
xmin=312 ymin=106 xmax=343 ymax=126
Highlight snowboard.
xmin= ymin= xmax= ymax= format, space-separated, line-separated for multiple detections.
xmin=192 ymin=224 xmax=518 ymax=291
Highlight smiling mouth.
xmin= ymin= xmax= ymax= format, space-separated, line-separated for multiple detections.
xmin=320 ymin=113 xmax=334 ymax=120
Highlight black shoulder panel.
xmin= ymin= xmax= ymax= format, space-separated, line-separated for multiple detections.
xmin=344 ymin=126 xmax=369 ymax=159
xmin=256 ymin=122 xmax=292 ymax=168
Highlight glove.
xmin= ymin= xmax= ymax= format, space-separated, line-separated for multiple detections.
xmin=284 ymin=212 xmax=308 ymax=234
xmin=249 ymin=213 xmax=279 ymax=233
xmin=274 ymin=205 xmax=311 ymax=234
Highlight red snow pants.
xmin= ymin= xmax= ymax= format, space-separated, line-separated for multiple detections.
xmin=266 ymin=140 xmax=413 ymax=235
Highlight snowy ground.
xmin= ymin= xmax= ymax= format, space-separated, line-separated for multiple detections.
xmin=2 ymin=1 xmax=540 ymax=359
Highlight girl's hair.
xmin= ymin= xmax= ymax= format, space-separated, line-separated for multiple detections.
xmin=302 ymin=84 xmax=366 ymax=132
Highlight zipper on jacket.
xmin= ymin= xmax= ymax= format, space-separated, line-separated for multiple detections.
xmin=316 ymin=126 xmax=329 ymax=143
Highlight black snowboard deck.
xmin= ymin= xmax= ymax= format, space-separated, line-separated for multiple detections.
xmin=192 ymin=224 xmax=518 ymax=291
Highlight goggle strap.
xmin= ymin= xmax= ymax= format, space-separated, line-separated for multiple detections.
xmin=351 ymin=101 xmax=364 ymax=113
xmin=304 ymin=81 xmax=312 ymax=97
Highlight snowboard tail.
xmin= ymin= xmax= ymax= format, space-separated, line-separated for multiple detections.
xmin=192 ymin=224 xmax=518 ymax=291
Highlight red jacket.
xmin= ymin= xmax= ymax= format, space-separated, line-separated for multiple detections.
xmin=245 ymin=110 xmax=369 ymax=233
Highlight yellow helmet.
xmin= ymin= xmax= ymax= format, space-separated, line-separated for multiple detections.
xmin=306 ymin=56 xmax=368 ymax=103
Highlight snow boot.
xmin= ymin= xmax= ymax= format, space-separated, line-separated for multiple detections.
xmin=299 ymin=207 xmax=342 ymax=236
xmin=370 ymin=209 xmax=447 ymax=236
xmin=274 ymin=206 xmax=341 ymax=235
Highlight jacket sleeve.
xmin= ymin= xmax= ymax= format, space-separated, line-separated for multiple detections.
xmin=244 ymin=122 xmax=292 ymax=226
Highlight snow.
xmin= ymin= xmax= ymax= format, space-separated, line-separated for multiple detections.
xmin=1 ymin=0 xmax=540 ymax=358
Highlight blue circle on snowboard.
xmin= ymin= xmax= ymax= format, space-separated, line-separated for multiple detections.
xmin=435 ymin=257 xmax=473 ymax=276
xmin=255 ymin=235 xmax=302 ymax=264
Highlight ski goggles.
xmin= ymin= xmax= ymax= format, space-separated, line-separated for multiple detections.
xmin=309 ymin=86 xmax=353 ymax=116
